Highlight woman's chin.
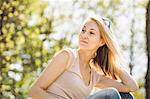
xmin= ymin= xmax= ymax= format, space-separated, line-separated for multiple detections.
xmin=79 ymin=45 xmax=89 ymax=49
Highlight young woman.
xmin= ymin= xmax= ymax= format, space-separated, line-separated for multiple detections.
xmin=28 ymin=16 xmax=138 ymax=99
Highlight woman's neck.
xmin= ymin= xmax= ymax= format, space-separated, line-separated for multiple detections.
xmin=77 ymin=48 xmax=96 ymax=68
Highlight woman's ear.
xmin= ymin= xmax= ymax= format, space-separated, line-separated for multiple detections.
xmin=99 ymin=39 xmax=105 ymax=47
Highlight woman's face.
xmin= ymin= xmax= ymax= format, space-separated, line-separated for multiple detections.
xmin=79 ymin=20 xmax=103 ymax=50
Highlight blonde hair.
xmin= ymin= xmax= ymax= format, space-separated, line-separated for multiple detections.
xmin=88 ymin=16 xmax=125 ymax=79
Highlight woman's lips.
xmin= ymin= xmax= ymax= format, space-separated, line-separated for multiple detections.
xmin=80 ymin=40 xmax=88 ymax=44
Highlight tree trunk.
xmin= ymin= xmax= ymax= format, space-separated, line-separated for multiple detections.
xmin=145 ymin=1 xmax=150 ymax=99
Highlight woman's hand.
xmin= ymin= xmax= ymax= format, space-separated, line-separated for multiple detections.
xmin=95 ymin=68 xmax=138 ymax=92
xmin=115 ymin=67 xmax=139 ymax=92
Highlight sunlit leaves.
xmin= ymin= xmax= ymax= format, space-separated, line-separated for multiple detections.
xmin=0 ymin=0 xmax=51 ymax=98
xmin=0 ymin=0 xmax=57 ymax=98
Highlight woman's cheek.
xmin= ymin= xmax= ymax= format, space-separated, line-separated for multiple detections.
xmin=93 ymin=39 xmax=101 ymax=47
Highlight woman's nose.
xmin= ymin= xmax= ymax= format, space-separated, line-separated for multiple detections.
xmin=81 ymin=32 xmax=88 ymax=39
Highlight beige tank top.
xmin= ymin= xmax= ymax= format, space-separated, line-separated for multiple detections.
xmin=46 ymin=48 xmax=100 ymax=99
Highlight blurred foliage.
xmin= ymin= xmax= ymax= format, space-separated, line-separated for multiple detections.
xmin=133 ymin=90 xmax=145 ymax=99
xmin=0 ymin=0 xmax=70 ymax=98
xmin=133 ymin=79 xmax=145 ymax=99
xmin=0 ymin=0 xmax=148 ymax=98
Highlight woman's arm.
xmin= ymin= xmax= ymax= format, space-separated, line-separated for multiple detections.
xmin=95 ymin=68 xmax=139 ymax=92
xmin=28 ymin=49 xmax=72 ymax=99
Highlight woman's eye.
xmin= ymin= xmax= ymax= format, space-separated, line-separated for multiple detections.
xmin=90 ymin=32 xmax=94 ymax=35
xmin=82 ymin=29 xmax=85 ymax=32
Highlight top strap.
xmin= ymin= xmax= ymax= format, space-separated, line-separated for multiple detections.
xmin=63 ymin=48 xmax=76 ymax=69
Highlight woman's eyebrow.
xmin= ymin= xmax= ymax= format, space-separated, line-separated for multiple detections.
xmin=90 ymin=29 xmax=97 ymax=32
xmin=83 ymin=25 xmax=97 ymax=32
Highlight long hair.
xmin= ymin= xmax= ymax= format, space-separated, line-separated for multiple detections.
xmin=89 ymin=16 xmax=125 ymax=79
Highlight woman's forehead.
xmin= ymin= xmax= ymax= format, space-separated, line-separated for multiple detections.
xmin=83 ymin=20 xmax=99 ymax=32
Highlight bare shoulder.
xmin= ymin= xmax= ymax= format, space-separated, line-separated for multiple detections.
xmin=30 ymin=49 xmax=72 ymax=90
xmin=52 ymin=49 xmax=70 ymax=63
xmin=90 ymin=62 xmax=104 ymax=75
